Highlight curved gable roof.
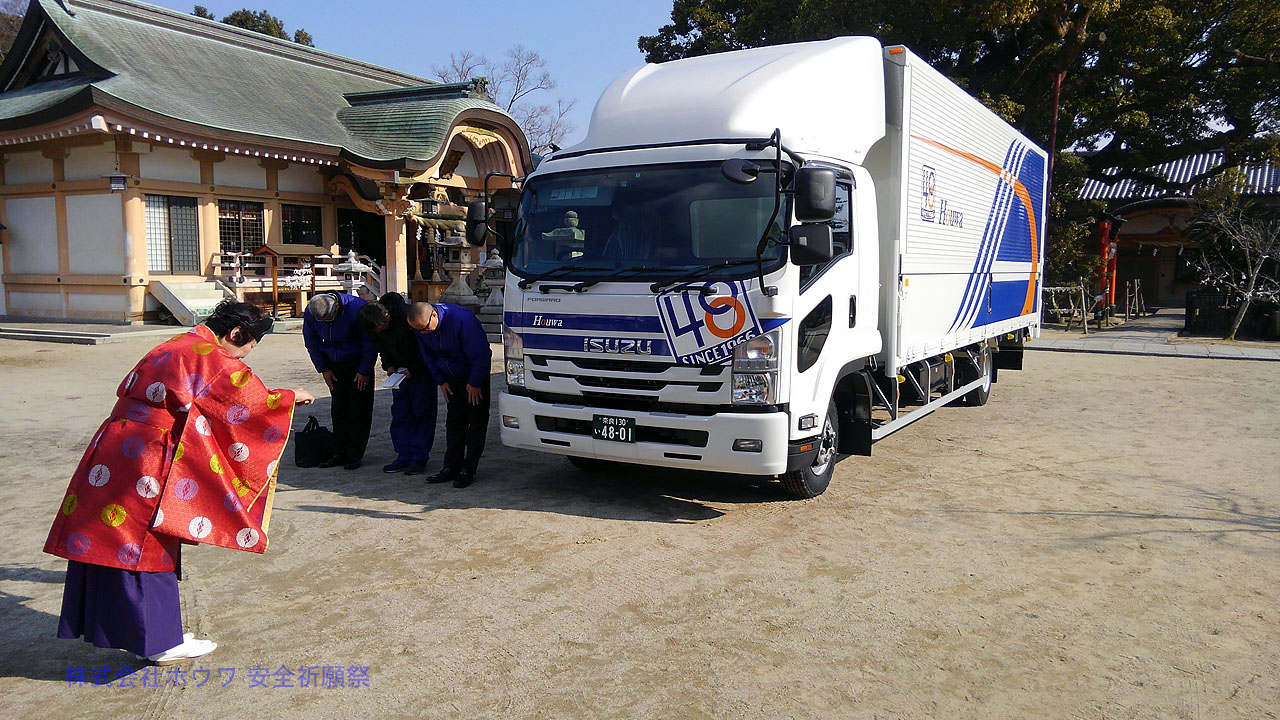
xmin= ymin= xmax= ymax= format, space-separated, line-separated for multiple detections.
xmin=0 ymin=0 xmax=528 ymax=169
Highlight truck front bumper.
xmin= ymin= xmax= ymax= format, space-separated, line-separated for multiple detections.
xmin=499 ymin=393 xmax=790 ymax=476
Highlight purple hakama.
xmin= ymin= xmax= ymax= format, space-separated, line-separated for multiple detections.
xmin=57 ymin=557 xmax=184 ymax=658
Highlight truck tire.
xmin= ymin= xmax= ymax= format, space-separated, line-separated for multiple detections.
xmin=780 ymin=401 xmax=838 ymax=499
xmin=955 ymin=347 xmax=992 ymax=407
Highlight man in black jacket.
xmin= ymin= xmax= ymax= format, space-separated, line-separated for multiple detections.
xmin=358 ymin=293 xmax=437 ymax=475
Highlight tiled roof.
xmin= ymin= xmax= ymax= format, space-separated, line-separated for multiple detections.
xmin=0 ymin=0 xmax=526 ymax=169
xmin=1079 ymin=151 xmax=1280 ymax=201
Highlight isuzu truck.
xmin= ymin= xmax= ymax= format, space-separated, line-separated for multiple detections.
xmin=469 ymin=37 xmax=1047 ymax=498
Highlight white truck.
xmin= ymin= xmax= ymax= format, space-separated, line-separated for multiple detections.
xmin=468 ymin=37 xmax=1047 ymax=498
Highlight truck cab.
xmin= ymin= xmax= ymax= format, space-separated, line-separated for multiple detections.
xmin=479 ymin=37 xmax=1044 ymax=498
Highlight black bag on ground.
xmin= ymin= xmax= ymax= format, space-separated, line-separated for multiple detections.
xmin=294 ymin=415 xmax=334 ymax=468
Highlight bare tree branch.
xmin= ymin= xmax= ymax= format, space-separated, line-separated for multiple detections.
xmin=432 ymin=50 xmax=487 ymax=85
xmin=493 ymin=44 xmax=556 ymax=112
xmin=433 ymin=45 xmax=574 ymax=155
xmin=1187 ymin=203 xmax=1280 ymax=339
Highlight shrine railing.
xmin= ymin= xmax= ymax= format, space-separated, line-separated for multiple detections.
xmin=211 ymin=253 xmax=384 ymax=298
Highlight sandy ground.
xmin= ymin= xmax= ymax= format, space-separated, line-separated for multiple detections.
xmin=0 ymin=329 xmax=1277 ymax=719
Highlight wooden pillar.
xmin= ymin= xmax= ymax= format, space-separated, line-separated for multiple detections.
xmin=0 ymin=156 xmax=8 ymax=315
xmin=119 ymin=143 xmax=147 ymax=322
xmin=44 ymin=147 xmax=70 ymax=317
xmin=322 ymin=202 xmax=338 ymax=252
xmin=384 ymin=213 xmax=407 ymax=294
xmin=194 ymin=148 xmax=224 ymax=276
xmin=262 ymin=159 xmax=287 ymax=245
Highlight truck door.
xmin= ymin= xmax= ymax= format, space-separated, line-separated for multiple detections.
xmin=790 ymin=181 xmax=854 ymax=436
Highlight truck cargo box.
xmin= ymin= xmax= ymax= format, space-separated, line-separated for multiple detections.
xmin=865 ymin=47 xmax=1047 ymax=372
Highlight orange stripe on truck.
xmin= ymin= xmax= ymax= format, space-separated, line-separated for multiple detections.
xmin=910 ymin=134 xmax=1040 ymax=316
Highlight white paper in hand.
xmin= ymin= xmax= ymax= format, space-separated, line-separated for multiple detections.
xmin=382 ymin=372 xmax=407 ymax=389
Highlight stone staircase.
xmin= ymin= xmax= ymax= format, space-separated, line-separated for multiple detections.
xmin=149 ymin=279 xmax=230 ymax=326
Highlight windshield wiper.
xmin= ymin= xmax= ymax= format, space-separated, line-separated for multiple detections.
xmin=571 ymin=265 xmax=684 ymax=292
xmin=516 ymin=264 xmax=611 ymax=289
xmin=649 ymin=258 xmax=764 ymax=293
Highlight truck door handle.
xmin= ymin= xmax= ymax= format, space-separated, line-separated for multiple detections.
xmin=849 ymin=295 xmax=857 ymax=327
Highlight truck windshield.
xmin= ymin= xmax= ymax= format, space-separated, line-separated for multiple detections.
xmin=510 ymin=162 xmax=786 ymax=283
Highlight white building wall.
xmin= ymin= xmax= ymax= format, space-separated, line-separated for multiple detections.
xmin=5 ymin=151 xmax=53 ymax=184
xmin=215 ymin=155 xmax=267 ymax=189
xmin=8 ymin=290 xmax=63 ymax=314
xmin=6 ymin=196 xmax=58 ymax=274
xmin=64 ymin=143 xmax=117 ymax=182
xmin=66 ymin=193 xmax=127 ymax=274
xmin=279 ymin=163 xmax=324 ymax=193
xmin=67 ymin=292 xmax=128 ymax=316
xmin=139 ymin=145 xmax=201 ymax=184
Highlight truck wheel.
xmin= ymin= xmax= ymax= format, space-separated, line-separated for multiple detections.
xmin=780 ymin=402 xmax=838 ymax=499
xmin=567 ymin=456 xmax=613 ymax=472
xmin=955 ymin=347 xmax=992 ymax=407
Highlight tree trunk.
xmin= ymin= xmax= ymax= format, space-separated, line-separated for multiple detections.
xmin=1225 ymin=297 xmax=1250 ymax=341
xmin=1225 ymin=262 xmax=1264 ymax=341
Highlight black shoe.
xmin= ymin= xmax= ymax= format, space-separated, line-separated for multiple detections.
xmin=403 ymin=462 xmax=427 ymax=476
xmin=383 ymin=459 xmax=411 ymax=473
xmin=343 ymin=458 xmax=363 ymax=470
xmin=317 ymin=455 xmax=345 ymax=469
xmin=427 ymin=468 xmax=458 ymax=484
xmin=452 ymin=468 xmax=475 ymax=488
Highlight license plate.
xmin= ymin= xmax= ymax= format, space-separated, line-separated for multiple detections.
xmin=592 ymin=414 xmax=636 ymax=443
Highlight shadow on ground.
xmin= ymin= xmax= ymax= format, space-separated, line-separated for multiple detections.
xmin=281 ymin=373 xmax=791 ymax=525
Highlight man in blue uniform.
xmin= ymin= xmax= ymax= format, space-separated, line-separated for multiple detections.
xmin=358 ymin=293 xmax=437 ymax=475
xmin=408 ymin=302 xmax=492 ymax=488
xmin=302 ymin=292 xmax=377 ymax=470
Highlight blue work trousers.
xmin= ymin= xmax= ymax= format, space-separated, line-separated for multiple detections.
xmin=389 ymin=375 xmax=438 ymax=464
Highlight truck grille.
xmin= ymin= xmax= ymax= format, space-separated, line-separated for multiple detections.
xmin=526 ymin=354 xmax=728 ymax=398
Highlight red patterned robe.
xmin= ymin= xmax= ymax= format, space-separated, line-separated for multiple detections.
xmin=44 ymin=325 xmax=295 ymax=572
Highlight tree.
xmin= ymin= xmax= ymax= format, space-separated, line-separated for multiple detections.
xmin=1185 ymin=196 xmax=1280 ymax=340
xmin=194 ymin=6 xmax=314 ymax=47
xmin=641 ymin=1 xmax=1278 ymax=188
xmin=638 ymin=1 xmax=1280 ymax=283
xmin=433 ymin=45 xmax=576 ymax=155
xmin=0 ymin=0 xmax=26 ymax=63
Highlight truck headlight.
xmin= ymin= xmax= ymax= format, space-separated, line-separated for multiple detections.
xmin=732 ymin=372 xmax=775 ymax=405
xmin=503 ymin=323 xmax=524 ymax=387
xmin=733 ymin=330 xmax=779 ymax=371
xmin=732 ymin=329 xmax=778 ymax=404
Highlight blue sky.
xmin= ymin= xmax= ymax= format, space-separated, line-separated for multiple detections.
xmin=154 ymin=0 xmax=675 ymax=146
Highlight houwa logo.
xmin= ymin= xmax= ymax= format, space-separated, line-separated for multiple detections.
xmin=921 ymin=164 xmax=937 ymax=221
xmin=657 ymin=280 xmax=762 ymax=365
xmin=920 ymin=164 xmax=964 ymax=228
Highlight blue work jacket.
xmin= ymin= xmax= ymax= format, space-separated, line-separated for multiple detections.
xmin=302 ymin=292 xmax=377 ymax=376
xmin=415 ymin=303 xmax=492 ymax=387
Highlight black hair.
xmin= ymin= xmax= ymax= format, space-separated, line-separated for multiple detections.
xmin=204 ymin=300 xmax=269 ymax=347
xmin=358 ymin=302 xmax=390 ymax=334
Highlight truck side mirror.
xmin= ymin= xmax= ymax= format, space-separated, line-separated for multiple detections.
xmin=465 ymin=200 xmax=488 ymax=247
xmin=793 ymin=167 xmax=837 ymax=223
xmin=789 ymin=223 xmax=834 ymax=266
xmin=490 ymin=187 xmax=520 ymax=260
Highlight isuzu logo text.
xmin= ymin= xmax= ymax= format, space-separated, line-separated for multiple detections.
xmin=583 ymin=338 xmax=654 ymax=355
